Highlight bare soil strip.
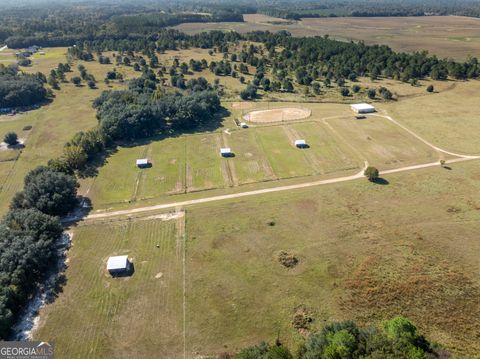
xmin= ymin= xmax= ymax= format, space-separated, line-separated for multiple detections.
xmin=244 ymin=107 xmax=311 ymax=123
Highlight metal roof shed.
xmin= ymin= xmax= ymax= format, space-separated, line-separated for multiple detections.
xmin=350 ymin=103 xmax=375 ymax=114
xmin=220 ymin=148 xmax=232 ymax=157
xmin=136 ymin=158 xmax=149 ymax=168
xmin=294 ymin=139 xmax=307 ymax=148
xmin=107 ymin=255 xmax=129 ymax=274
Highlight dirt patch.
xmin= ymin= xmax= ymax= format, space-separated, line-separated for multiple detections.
xmin=277 ymin=250 xmax=299 ymax=268
xmin=244 ymin=107 xmax=311 ymax=123
xmin=292 ymin=305 xmax=313 ymax=335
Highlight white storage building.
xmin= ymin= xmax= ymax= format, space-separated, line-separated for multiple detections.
xmin=294 ymin=139 xmax=308 ymax=148
xmin=136 ymin=158 xmax=149 ymax=168
xmin=351 ymin=103 xmax=376 ymax=114
xmin=107 ymin=255 xmax=130 ymax=276
xmin=220 ymin=148 xmax=232 ymax=157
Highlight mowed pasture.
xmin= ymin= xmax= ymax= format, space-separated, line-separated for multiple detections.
xmin=174 ymin=14 xmax=480 ymax=60
xmin=87 ymin=112 xmax=375 ymax=208
xmin=86 ymin=97 xmax=459 ymax=210
xmin=325 ymin=115 xmax=442 ymax=170
xmin=383 ymin=80 xmax=480 ymax=155
xmin=34 ymin=216 xmax=184 ymax=359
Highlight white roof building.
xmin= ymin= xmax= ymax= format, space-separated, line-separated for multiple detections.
xmin=351 ymin=103 xmax=375 ymax=114
xmin=136 ymin=158 xmax=149 ymax=167
xmin=220 ymin=148 xmax=232 ymax=156
xmin=294 ymin=139 xmax=307 ymax=147
xmin=107 ymin=255 xmax=129 ymax=272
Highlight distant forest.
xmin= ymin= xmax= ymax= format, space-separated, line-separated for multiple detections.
xmin=4 ymin=0 xmax=480 ymax=47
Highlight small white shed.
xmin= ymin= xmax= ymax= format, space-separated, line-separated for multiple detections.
xmin=240 ymin=122 xmax=248 ymax=128
xmin=107 ymin=255 xmax=130 ymax=276
xmin=220 ymin=148 xmax=232 ymax=157
xmin=351 ymin=103 xmax=375 ymax=114
xmin=136 ymin=158 xmax=149 ymax=168
xmin=294 ymin=139 xmax=308 ymax=148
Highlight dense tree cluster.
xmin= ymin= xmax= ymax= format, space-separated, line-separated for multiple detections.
xmin=0 ymin=208 xmax=64 ymax=338
xmin=234 ymin=317 xmax=440 ymax=359
xmin=0 ymin=164 xmax=78 ymax=339
xmin=93 ymin=88 xmax=221 ymax=140
xmin=0 ymin=65 xmax=48 ymax=108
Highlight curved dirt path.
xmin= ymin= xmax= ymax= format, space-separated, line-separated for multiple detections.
xmin=85 ymin=162 xmax=368 ymax=220
xmin=370 ymin=113 xmax=479 ymax=158
xmin=83 ymin=155 xmax=480 ymax=221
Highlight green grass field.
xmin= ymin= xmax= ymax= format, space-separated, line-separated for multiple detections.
xmin=34 ymin=216 xmax=184 ymax=358
xmin=325 ymin=115 xmax=441 ymax=170
xmin=34 ymin=160 xmax=480 ymax=357
xmin=184 ymin=159 xmax=480 ymax=356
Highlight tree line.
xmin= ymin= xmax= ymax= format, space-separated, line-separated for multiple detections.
xmin=6 ymin=0 xmax=480 ymax=48
xmin=0 ymin=65 xmax=49 ymax=108
xmin=71 ymin=28 xmax=479 ymax=86
xmin=230 ymin=317 xmax=445 ymax=358
xmin=0 ymin=165 xmax=79 ymax=338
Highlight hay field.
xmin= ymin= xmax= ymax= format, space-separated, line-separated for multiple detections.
xmin=32 ymin=160 xmax=480 ymax=358
xmin=174 ymin=14 xmax=480 ymax=60
xmin=34 ymin=216 xmax=184 ymax=358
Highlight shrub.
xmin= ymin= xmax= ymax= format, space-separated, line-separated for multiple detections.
xmin=3 ymin=132 xmax=18 ymax=146
xmin=364 ymin=166 xmax=379 ymax=182
xmin=71 ymin=76 xmax=81 ymax=86
xmin=427 ymin=85 xmax=434 ymax=92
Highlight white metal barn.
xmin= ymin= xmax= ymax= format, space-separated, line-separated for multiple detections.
xmin=294 ymin=139 xmax=308 ymax=148
xmin=351 ymin=103 xmax=376 ymax=114
xmin=136 ymin=158 xmax=149 ymax=168
xmin=220 ymin=147 xmax=232 ymax=157
xmin=107 ymin=255 xmax=130 ymax=276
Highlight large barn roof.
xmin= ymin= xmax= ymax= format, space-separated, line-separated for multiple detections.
xmin=351 ymin=103 xmax=375 ymax=111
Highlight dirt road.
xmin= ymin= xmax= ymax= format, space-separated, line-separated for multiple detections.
xmin=80 ymin=112 xmax=479 ymax=221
